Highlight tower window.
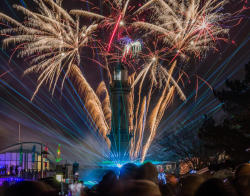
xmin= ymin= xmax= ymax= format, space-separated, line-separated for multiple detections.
xmin=114 ymin=70 xmax=121 ymax=81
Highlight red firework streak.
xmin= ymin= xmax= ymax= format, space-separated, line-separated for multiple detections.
xmin=107 ymin=14 xmax=122 ymax=52
xmin=0 ymin=70 xmax=12 ymax=78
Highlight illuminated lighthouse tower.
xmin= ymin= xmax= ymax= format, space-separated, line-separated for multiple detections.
xmin=109 ymin=63 xmax=132 ymax=162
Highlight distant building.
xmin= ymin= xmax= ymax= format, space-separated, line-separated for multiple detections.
xmin=0 ymin=142 xmax=56 ymax=173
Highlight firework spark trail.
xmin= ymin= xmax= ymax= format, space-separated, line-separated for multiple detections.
xmin=130 ymin=60 xmax=186 ymax=159
xmin=96 ymin=81 xmax=112 ymax=129
xmin=0 ymin=0 xmax=97 ymax=99
xmin=127 ymin=73 xmax=136 ymax=158
xmin=140 ymin=59 xmax=177 ymax=161
xmin=141 ymin=85 xmax=175 ymax=162
xmin=133 ymin=0 xmax=238 ymax=61
xmin=70 ymin=0 xmax=138 ymax=51
xmin=1 ymin=0 xmax=95 ymax=113
xmin=133 ymin=96 xmax=146 ymax=159
xmin=131 ymin=59 xmax=184 ymax=157
xmin=108 ymin=14 xmax=122 ymax=51
xmin=0 ymin=0 xmax=111 ymax=146
xmin=129 ymin=59 xmax=183 ymax=161
xmin=133 ymin=62 xmax=153 ymax=142
xmin=69 ymin=65 xmax=111 ymax=147
xmin=128 ymin=73 xmax=135 ymax=128
xmin=158 ymin=35 xmax=250 ymax=137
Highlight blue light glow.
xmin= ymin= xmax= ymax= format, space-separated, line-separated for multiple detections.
xmin=0 ymin=177 xmax=24 ymax=186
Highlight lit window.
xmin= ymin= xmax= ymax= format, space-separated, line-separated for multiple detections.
xmin=114 ymin=70 xmax=121 ymax=80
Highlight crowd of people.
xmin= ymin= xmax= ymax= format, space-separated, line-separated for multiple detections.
xmin=0 ymin=165 xmax=18 ymax=176
xmin=0 ymin=162 xmax=249 ymax=196
xmin=0 ymin=165 xmax=55 ymax=180
xmin=0 ymin=165 xmax=38 ymax=180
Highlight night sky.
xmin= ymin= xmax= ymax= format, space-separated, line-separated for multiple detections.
xmin=0 ymin=0 xmax=249 ymax=164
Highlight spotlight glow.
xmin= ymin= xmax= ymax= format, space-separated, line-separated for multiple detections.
xmin=117 ymin=164 xmax=122 ymax=168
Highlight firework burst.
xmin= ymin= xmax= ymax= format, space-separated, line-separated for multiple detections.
xmin=0 ymin=0 xmax=111 ymax=145
xmin=133 ymin=0 xmax=235 ymax=61
xmin=0 ymin=0 xmax=98 ymax=99
xmin=70 ymin=0 xmax=142 ymax=51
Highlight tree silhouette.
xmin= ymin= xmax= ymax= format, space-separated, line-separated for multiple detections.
xmin=199 ymin=61 xmax=250 ymax=164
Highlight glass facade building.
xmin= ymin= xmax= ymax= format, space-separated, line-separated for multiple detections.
xmin=0 ymin=142 xmax=55 ymax=172
xmin=0 ymin=152 xmax=50 ymax=171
